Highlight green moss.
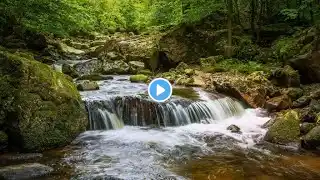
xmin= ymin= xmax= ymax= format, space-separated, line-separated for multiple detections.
xmin=137 ymin=69 xmax=153 ymax=76
xmin=130 ymin=74 xmax=149 ymax=83
xmin=172 ymin=88 xmax=200 ymax=100
xmin=264 ymin=110 xmax=300 ymax=145
xmin=0 ymin=50 xmax=87 ymax=152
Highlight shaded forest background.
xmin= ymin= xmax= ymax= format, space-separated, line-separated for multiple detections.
xmin=1 ymin=0 xmax=319 ymax=37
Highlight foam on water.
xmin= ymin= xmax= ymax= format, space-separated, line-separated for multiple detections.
xmin=65 ymin=108 xmax=270 ymax=179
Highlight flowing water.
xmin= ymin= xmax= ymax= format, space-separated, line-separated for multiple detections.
xmin=3 ymin=75 xmax=320 ymax=180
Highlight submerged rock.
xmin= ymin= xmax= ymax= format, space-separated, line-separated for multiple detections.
xmin=77 ymin=80 xmax=99 ymax=91
xmin=129 ymin=74 xmax=149 ymax=83
xmin=264 ymin=110 xmax=300 ymax=145
xmin=0 ymin=51 xmax=87 ymax=152
xmin=0 ymin=163 xmax=53 ymax=180
xmin=227 ymin=125 xmax=241 ymax=134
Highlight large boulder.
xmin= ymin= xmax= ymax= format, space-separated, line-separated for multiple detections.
xmin=289 ymin=50 xmax=320 ymax=84
xmin=0 ymin=51 xmax=87 ymax=152
xmin=264 ymin=110 xmax=300 ymax=145
xmin=74 ymin=59 xmax=101 ymax=75
xmin=269 ymin=65 xmax=300 ymax=87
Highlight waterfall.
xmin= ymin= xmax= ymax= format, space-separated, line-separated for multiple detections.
xmin=85 ymin=95 xmax=245 ymax=130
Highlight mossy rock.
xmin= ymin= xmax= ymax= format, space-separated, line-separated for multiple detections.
xmin=129 ymin=74 xmax=149 ymax=83
xmin=77 ymin=74 xmax=113 ymax=81
xmin=172 ymin=88 xmax=199 ymax=100
xmin=62 ymin=64 xmax=79 ymax=78
xmin=0 ymin=50 xmax=87 ymax=152
xmin=303 ymin=126 xmax=320 ymax=149
xmin=269 ymin=65 xmax=300 ymax=87
xmin=264 ymin=110 xmax=300 ymax=145
xmin=137 ymin=69 xmax=153 ymax=76
xmin=76 ymin=80 xmax=100 ymax=91
xmin=184 ymin=69 xmax=195 ymax=76
xmin=0 ymin=131 xmax=8 ymax=144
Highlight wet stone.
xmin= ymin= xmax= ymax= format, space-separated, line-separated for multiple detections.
xmin=0 ymin=163 xmax=53 ymax=180
xmin=227 ymin=125 xmax=242 ymax=134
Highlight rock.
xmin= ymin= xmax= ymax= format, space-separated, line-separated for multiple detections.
xmin=184 ymin=69 xmax=195 ymax=76
xmin=176 ymin=62 xmax=188 ymax=72
xmin=310 ymin=99 xmax=320 ymax=113
xmin=176 ymin=77 xmax=194 ymax=86
xmin=246 ymin=71 xmax=270 ymax=84
xmin=0 ymin=131 xmax=8 ymax=151
xmin=90 ymin=40 xmax=105 ymax=47
xmin=137 ymin=69 xmax=153 ymax=76
xmin=106 ymin=51 xmax=121 ymax=60
xmin=303 ymin=126 xmax=320 ymax=149
xmin=264 ymin=110 xmax=300 ymax=145
xmin=209 ymin=72 xmax=273 ymax=108
xmin=102 ymin=60 xmax=130 ymax=75
xmin=265 ymin=95 xmax=292 ymax=112
xmin=129 ymin=74 xmax=149 ymax=83
xmin=0 ymin=163 xmax=53 ymax=180
xmin=62 ymin=63 xmax=79 ymax=78
xmin=300 ymin=123 xmax=316 ymax=135
xmin=74 ymin=59 xmax=101 ymax=75
xmin=77 ymin=80 xmax=99 ymax=91
xmin=0 ymin=153 xmax=43 ymax=162
xmin=292 ymin=96 xmax=311 ymax=108
xmin=0 ymin=51 xmax=87 ymax=152
xmin=282 ymin=88 xmax=303 ymax=101
xmin=289 ymin=51 xmax=320 ymax=83
xmin=269 ymin=65 xmax=300 ymax=87
xmin=24 ymin=30 xmax=48 ymax=51
xmin=77 ymin=74 xmax=113 ymax=81
xmin=128 ymin=61 xmax=145 ymax=73
xmin=64 ymin=40 xmax=89 ymax=49
xmin=57 ymin=42 xmax=85 ymax=55
xmin=310 ymin=89 xmax=320 ymax=100
xmin=227 ymin=125 xmax=241 ymax=134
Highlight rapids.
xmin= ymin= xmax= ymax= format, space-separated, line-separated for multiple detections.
xmin=57 ymin=76 xmax=318 ymax=179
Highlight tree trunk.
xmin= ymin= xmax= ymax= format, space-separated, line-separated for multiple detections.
xmin=250 ymin=0 xmax=256 ymax=41
xmin=226 ymin=0 xmax=233 ymax=57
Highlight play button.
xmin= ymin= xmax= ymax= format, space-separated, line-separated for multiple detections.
xmin=148 ymin=78 xmax=172 ymax=102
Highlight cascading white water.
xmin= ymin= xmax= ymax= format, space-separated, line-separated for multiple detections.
xmin=85 ymin=95 xmax=245 ymax=130
xmin=68 ymin=76 xmax=274 ymax=180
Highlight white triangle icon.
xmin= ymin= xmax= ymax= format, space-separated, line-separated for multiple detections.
xmin=156 ymin=84 xmax=165 ymax=96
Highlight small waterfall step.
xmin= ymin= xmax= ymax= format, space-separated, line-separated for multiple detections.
xmin=85 ymin=95 xmax=245 ymax=130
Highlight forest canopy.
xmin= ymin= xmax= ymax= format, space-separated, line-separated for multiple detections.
xmin=0 ymin=0 xmax=319 ymax=37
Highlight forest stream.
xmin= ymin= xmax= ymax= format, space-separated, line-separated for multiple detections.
xmin=1 ymin=76 xmax=318 ymax=180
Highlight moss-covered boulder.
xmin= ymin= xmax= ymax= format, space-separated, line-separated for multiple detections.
xmin=128 ymin=61 xmax=145 ymax=73
xmin=129 ymin=74 xmax=149 ymax=83
xmin=264 ymin=110 xmax=300 ymax=145
xmin=172 ymin=88 xmax=200 ymax=100
xmin=76 ymin=80 xmax=99 ymax=91
xmin=0 ymin=51 xmax=87 ymax=152
xmin=269 ymin=65 xmax=300 ymax=87
xmin=300 ymin=123 xmax=316 ymax=135
xmin=137 ymin=69 xmax=153 ymax=76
